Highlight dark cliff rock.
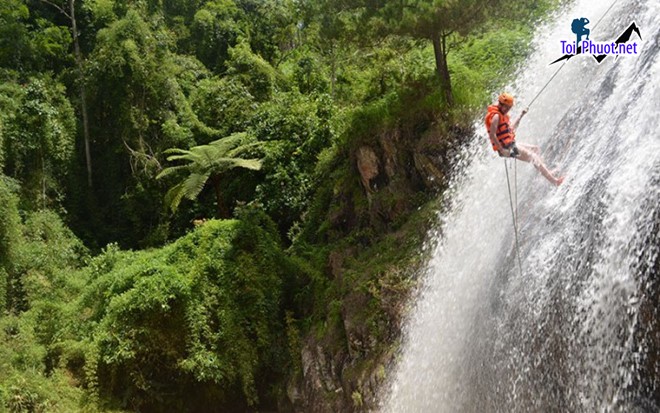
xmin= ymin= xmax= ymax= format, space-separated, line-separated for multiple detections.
xmin=289 ymin=109 xmax=473 ymax=412
xmin=633 ymin=175 xmax=660 ymax=410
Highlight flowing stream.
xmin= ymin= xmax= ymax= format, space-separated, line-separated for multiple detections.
xmin=382 ymin=0 xmax=659 ymax=411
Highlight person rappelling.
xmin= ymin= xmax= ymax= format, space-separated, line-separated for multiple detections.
xmin=485 ymin=93 xmax=564 ymax=186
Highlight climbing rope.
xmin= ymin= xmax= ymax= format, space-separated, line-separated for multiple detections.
xmin=504 ymin=159 xmax=524 ymax=278
xmin=503 ymin=0 xmax=620 ymax=277
xmin=526 ymin=0 xmax=619 ymax=109
xmin=514 ymin=158 xmax=518 ymax=225
xmin=527 ymin=61 xmax=567 ymax=109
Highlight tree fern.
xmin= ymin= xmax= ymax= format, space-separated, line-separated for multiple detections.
xmin=157 ymin=133 xmax=263 ymax=216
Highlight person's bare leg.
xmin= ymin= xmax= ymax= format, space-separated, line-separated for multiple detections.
xmin=517 ymin=142 xmax=541 ymax=156
xmin=515 ymin=147 xmax=564 ymax=186
xmin=519 ymin=143 xmax=563 ymax=178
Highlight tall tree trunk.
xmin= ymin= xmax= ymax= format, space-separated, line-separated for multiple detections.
xmin=432 ymin=32 xmax=454 ymax=106
xmin=68 ymin=0 xmax=93 ymax=187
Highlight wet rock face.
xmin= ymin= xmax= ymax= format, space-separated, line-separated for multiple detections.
xmin=288 ymin=120 xmax=473 ymax=412
xmin=288 ymin=342 xmax=346 ymax=413
xmin=637 ymin=282 xmax=660 ymax=410
xmin=352 ymin=122 xmax=470 ymax=227
xmin=634 ymin=184 xmax=660 ymax=410
xmin=356 ymin=146 xmax=380 ymax=194
xmin=291 ymin=337 xmax=391 ymax=413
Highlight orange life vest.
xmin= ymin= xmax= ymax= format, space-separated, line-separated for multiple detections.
xmin=484 ymin=105 xmax=515 ymax=151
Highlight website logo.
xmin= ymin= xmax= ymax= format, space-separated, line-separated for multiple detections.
xmin=551 ymin=19 xmax=642 ymax=65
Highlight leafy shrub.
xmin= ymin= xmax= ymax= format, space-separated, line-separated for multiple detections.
xmin=190 ymin=0 xmax=243 ymax=72
xmin=225 ymin=41 xmax=277 ymax=102
xmin=0 ymin=315 xmax=84 ymax=413
xmin=0 ymin=175 xmax=20 ymax=311
xmin=292 ymin=52 xmax=329 ymax=95
xmin=190 ymin=76 xmax=257 ymax=139
xmin=450 ymin=27 xmax=532 ymax=108
xmin=16 ymin=210 xmax=88 ymax=305
xmin=75 ymin=209 xmax=307 ymax=410
xmin=250 ymin=92 xmax=335 ymax=236
xmin=0 ymin=0 xmax=71 ymax=72
xmin=1 ymin=76 xmax=75 ymax=209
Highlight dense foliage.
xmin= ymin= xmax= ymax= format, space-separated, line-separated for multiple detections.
xmin=0 ymin=0 xmax=559 ymax=410
xmin=74 ymin=208 xmax=305 ymax=411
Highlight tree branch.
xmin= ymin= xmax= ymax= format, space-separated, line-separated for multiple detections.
xmin=40 ymin=0 xmax=72 ymax=20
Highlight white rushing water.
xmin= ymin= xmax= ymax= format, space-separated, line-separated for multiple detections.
xmin=382 ymin=0 xmax=659 ymax=411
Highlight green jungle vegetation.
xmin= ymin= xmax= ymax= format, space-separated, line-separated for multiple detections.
xmin=0 ymin=0 xmax=561 ymax=411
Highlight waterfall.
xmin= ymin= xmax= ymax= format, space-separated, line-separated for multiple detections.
xmin=382 ymin=0 xmax=659 ymax=411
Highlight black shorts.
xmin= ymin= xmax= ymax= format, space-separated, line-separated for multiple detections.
xmin=501 ymin=143 xmax=519 ymax=158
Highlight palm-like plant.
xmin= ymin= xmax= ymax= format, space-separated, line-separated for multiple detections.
xmin=157 ymin=132 xmax=262 ymax=217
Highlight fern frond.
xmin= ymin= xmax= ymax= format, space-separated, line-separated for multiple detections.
xmin=164 ymin=183 xmax=186 ymax=213
xmin=156 ymin=165 xmax=188 ymax=180
xmin=182 ymin=172 xmax=211 ymax=201
xmin=222 ymin=158 xmax=262 ymax=171
xmin=208 ymin=132 xmax=253 ymax=154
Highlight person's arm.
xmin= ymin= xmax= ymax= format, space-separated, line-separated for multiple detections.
xmin=489 ymin=114 xmax=504 ymax=153
xmin=512 ymin=108 xmax=528 ymax=132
